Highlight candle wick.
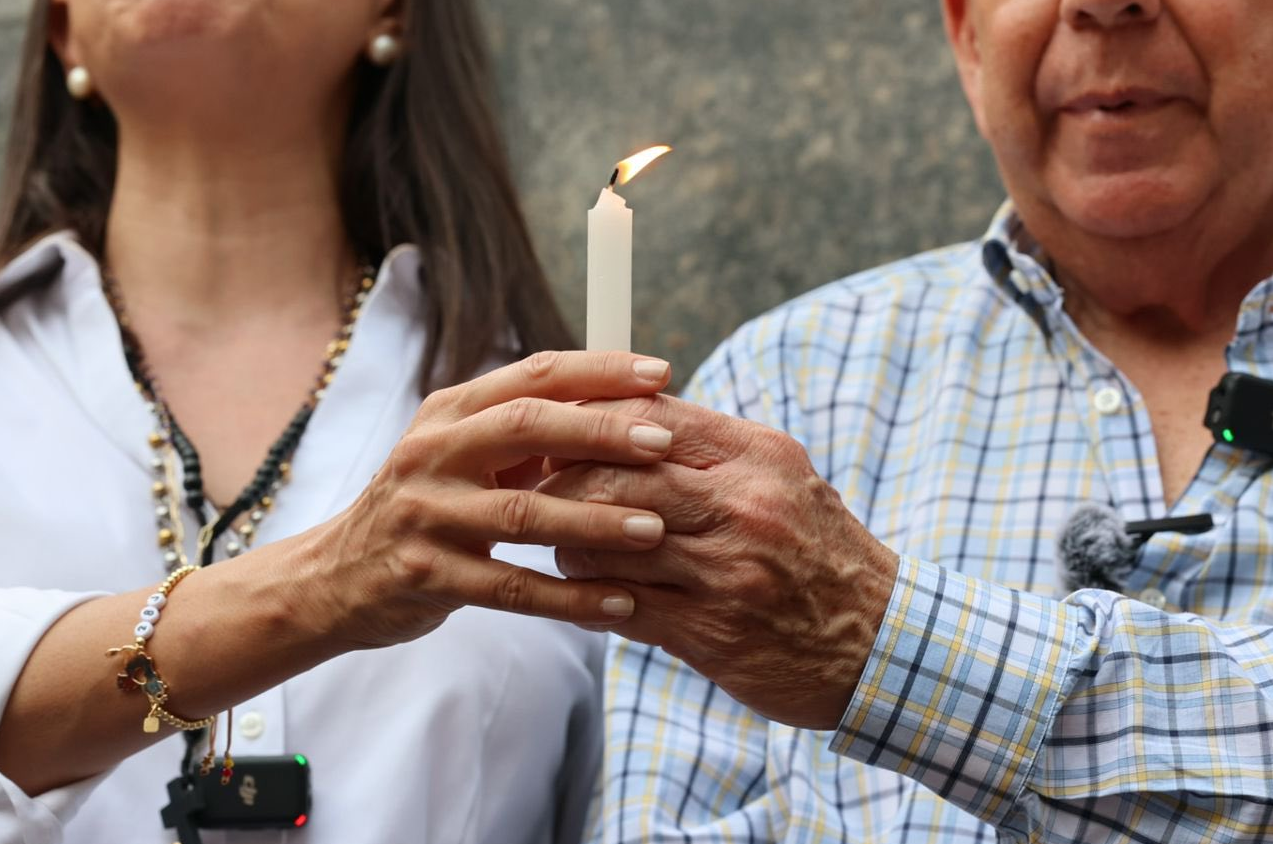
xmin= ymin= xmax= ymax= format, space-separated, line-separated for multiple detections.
xmin=608 ymin=168 xmax=620 ymax=188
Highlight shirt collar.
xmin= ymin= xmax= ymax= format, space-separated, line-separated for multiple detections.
xmin=978 ymin=201 xmax=1273 ymax=350
xmin=1 ymin=231 xmax=428 ymax=485
xmin=978 ymin=201 xmax=1063 ymax=338
xmin=979 ymin=201 xmax=1065 ymax=314
xmin=0 ymin=230 xmax=96 ymax=300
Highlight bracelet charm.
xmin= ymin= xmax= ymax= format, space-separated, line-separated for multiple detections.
xmin=106 ymin=565 xmax=214 ymax=734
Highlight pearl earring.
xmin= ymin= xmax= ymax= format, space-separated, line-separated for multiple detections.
xmin=66 ymin=66 xmax=93 ymax=100
xmin=367 ymin=33 xmax=401 ymax=66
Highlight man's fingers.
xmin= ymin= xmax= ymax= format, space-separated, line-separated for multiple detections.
xmin=554 ymin=531 xmax=713 ymax=585
xmin=536 ymin=461 xmax=718 ymax=534
xmin=588 ymin=581 xmax=683 ymax=646
xmin=429 ymin=553 xmax=638 ymax=625
xmin=438 ymin=488 xmax=666 ymax=550
xmin=569 ymin=582 xmax=691 ymax=649
xmin=419 ymin=351 xmax=672 ymax=421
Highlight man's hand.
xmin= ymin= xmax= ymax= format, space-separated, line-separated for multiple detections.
xmin=540 ymin=394 xmax=899 ymax=730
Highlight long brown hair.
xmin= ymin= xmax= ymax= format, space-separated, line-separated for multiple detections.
xmin=0 ymin=0 xmax=575 ymax=391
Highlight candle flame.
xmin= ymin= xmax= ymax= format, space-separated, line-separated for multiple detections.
xmin=610 ymin=145 xmax=672 ymax=188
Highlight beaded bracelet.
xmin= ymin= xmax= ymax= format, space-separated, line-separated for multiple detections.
xmin=106 ymin=565 xmax=215 ymax=734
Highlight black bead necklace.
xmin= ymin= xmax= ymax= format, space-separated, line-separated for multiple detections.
xmin=104 ymin=268 xmax=376 ymax=569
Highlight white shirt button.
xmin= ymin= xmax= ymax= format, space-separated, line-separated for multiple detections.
xmin=1093 ymin=387 xmax=1123 ymax=415
xmin=238 ymin=711 xmax=265 ymax=740
xmin=1138 ymin=587 xmax=1167 ymax=610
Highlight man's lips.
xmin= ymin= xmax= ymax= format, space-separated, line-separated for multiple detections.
xmin=1060 ymin=88 xmax=1175 ymax=115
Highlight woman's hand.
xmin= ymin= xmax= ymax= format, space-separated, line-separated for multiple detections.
xmin=299 ymin=351 xmax=675 ymax=651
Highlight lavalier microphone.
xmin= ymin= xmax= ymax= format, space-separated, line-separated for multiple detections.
xmin=1056 ymin=504 xmax=1213 ymax=593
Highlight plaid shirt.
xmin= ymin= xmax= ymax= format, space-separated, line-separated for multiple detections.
xmin=593 ymin=203 xmax=1273 ymax=843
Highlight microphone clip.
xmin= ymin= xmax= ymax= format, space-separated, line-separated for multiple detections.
xmin=1124 ymin=513 xmax=1214 ymax=543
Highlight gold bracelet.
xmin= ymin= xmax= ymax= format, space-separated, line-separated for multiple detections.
xmin=106 ymin=565 xmax=215 ymax=734
xmin=146 ymin=703 xmax=215 ymax=732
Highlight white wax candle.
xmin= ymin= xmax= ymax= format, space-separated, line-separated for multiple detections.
xmin=586 ymin=187 xmax=632 ymax=352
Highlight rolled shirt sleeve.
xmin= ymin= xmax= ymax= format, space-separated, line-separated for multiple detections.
xmin=834 ymin=554 xmax=1273 ymax=842
xmin=0 ymin=589 xmax=109 ymax=843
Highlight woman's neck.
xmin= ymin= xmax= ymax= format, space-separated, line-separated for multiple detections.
xmin=100 ymin=128 xmax=365 ymax=503
xmin=103 ymin=124 xmax=356 ymax=332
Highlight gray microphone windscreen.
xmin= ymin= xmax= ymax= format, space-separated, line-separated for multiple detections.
xmin=1056 ymin=503 xmax=1136 ymax=593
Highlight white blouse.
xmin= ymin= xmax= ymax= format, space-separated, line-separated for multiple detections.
xmin=0 ymin=233 xmax=603 ymax=844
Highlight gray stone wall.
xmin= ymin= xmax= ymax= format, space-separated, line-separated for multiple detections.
xmin=0 ymin=1 xmax=1005 ymax=388
xmin=0 ymin=1 xmax=27 ymax=129
xmin=481 ymin=0 xmax=1004 ymax=386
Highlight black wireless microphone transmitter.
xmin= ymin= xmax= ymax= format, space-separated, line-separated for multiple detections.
xmin=161 ymin=755 xmax=312 ymax=844
xmin=1204 ymin=372 xmax=1273 ymax=456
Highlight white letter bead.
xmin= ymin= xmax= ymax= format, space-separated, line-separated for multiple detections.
xmin=140 ymin=606 xmax=161 ymax=623
xmin=146 ymin=593 xmax=167 ymax=609
xmin=134 ymin=621 xmax=155 ymax=639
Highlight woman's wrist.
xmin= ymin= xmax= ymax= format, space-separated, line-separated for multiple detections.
xmin=147 ymin=532 xmax=341 ymax=718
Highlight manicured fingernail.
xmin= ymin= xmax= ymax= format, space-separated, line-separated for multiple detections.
xmin=633 ymin=358 xmax=670 ymax=380
xmin=601 ymin=595 xmax=635 ymax=617
xmin=623 ymin=515 xmax=664 ymax=542
xmin=630 ymin=424 xmax=673 ymax=452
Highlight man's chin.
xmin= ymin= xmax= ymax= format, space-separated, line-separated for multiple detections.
xmin=1047 ymin=174 xmax=1205 ymax=242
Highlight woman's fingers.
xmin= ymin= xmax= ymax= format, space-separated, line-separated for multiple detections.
xmin=421 ymin=350 xmax=671 ymax=421
xmin=391 ymin=400 xmax=674 ymax=484
xmin=456 ymin=399 xmax=675 ymax=474
xmin=324 ymin=350 xmax=678 ymax=641
xmin=423 ymin=550 xmax=637 ymax=625
xmin=543 ymin=394 xmax=732 ymax=476
xmin=435 ymin=488 xmax=665 ymax=550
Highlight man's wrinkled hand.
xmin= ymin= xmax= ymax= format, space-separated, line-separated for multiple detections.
xmin=539 ymin=394 xmax=899 ymax=730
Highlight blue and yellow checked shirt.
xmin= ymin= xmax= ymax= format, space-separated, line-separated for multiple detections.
xmin=594 ymin=203 xmax=1273 ymax=843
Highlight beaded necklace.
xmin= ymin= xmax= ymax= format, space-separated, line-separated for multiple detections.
xmin=102 ymin=264 xmax=375 ymax=784
xmin=104 ymin=269 xmax=375 ymax=571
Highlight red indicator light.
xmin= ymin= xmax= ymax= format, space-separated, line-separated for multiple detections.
xmin=294 ymin=814 xmax=308 ymax=827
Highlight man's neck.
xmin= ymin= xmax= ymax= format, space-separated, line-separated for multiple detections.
xmin=1017 ymin=195 xmax=1273 ymax=346
xmin=1018 ymin=207 xmax=1267 ymax=507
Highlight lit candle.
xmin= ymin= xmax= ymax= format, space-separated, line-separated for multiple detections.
xmin=587 ymin=146 xmax=671 ymax=352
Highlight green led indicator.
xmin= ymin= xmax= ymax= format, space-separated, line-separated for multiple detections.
xmin=294 ymin=754 xmax=308 ymax=766
xmin=1223 ymin=429 xmax=1235 ymax=443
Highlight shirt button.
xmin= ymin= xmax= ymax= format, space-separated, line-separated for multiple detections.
xmin=1093 ymin=387 xmax=1123 ymax=415
xmin=1138 ymin=588 xmax=1167 ymax=610
xmin=238 ymin=711 xmax=265 ymax=740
